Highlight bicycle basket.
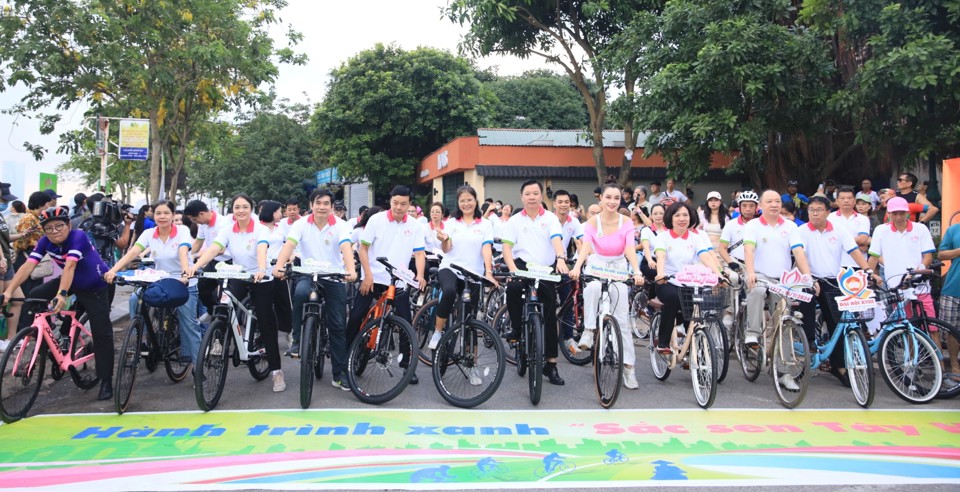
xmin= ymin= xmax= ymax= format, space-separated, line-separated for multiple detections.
xmin=679 ymin=286 xmax=728 ymax=320
xmin=875 ymin=288 xmax=906 ymax=322
xmin=142 ymin=278 xmax=190 ymax=308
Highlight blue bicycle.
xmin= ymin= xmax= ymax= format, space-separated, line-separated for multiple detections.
xmin=812 ymin=277 xmax=875 ymax=408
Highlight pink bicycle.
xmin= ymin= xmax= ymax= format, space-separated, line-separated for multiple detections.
xmin=0 ymin=296 xmax=99 ymax=423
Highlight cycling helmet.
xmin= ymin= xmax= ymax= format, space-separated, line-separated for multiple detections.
xmin=39 ymin=205 xmax=71 ymax=226
xmin=737 ymin=190 xmax=759 ymax=204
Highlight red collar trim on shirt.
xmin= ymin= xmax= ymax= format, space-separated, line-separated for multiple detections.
xmin=521 ymin=206 xmax=546 ymax=217
xmin=386 ymin=210 xmax=408 ymax=223
xmin=759 ymin=215 xmax=784 ymax=227
xmin=152 ymin=225 xmax=179 ymax=239
xmin=737 ymin=216 xmax=747 ymax=225
xmin=561 ymin=214 xmax=573 ymax=224
xmin=307 ymin=214 xmax=337 ymax=227
xmin=890 ymin=221 xmax=914 ymax=233
xmin=207 ymin=211 xmax=217 ymax=227
xmin=429 ymin=221 xmax=444 ymax=230
xmin=669 ymin=229 xmax=690 ymax=240
xmin=807 ymin=221 xmax=834 ymax=232
xmin=836 ymin=210 xmax=859 ymax=218
xmin=232 ymin=219 xmax=255 ymax=233
xmin=457 ymin=217 xmax=481 ymax=225
xmin=287 ymin=217 xmax=298 ymax=225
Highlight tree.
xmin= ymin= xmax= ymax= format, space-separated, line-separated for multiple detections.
xmin=485 ymin=69 xmax=589 ymax=129
xmin=0 ymin=0 xmax=304 ymax=202
xmin=445 ymin=0 xmax=658 ymax=185
xmin=311 ymin=44 xmax=495 ymax=192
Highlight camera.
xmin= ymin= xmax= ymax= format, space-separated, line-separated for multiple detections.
xmin=92 ymin=197 xmax=121 ymax=225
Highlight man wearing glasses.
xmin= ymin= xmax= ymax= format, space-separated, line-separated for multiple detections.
xmin=1 ymin=206 xmax=115 ymax=401
xmin=895 ymin=172 xmax=938 ymax=224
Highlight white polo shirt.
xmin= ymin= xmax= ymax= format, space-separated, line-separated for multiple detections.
xmin=213 ymin=219 xmax=270 ymax=271
xmin=869 ymin=221 xmax=936 ymax=287
xmin=639 ymin=226 xmax=666 ymax=248
xmin=792 ymin=221 xmax=858 ymax=279
xmin=828 ymin=211 xmax=871 ymax=268
xmin=197 ymin=211 xmax=233 ymax=262
xmin=135 ymin=225 xmax=196 ymax=286
xmin=359 ymin=210 xmax=426 ymax=285
xmin=286 ymin=213 xmax=351 ymax=269
xmin=502 ymin=207 xmax=563 ymax=267
xmin=743 ymin=216 xmax=802 ymax=278
xmin=277 ymin=216 xmax=300 ymax=240
xmin=439 ymin=217 xmax=494 ymax=277
xmin=557 ymin=214 xmax=584 ymax=252
xmin=261 ymin=223 xmax=285 ymax=262
xmin=654 ymin=229 xmax=712 ymax=285
xmin=423 ymin=221 xmax=444 ymax=256
xmin=719 ymin=216 xmax=750 ymax=262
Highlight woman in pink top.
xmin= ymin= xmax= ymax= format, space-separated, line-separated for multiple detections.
xmin=571 ymin=183 xmax=644 ymax=389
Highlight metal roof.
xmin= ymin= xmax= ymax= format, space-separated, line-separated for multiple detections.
xmin=477 ymin=128 xmax=647 ymax=148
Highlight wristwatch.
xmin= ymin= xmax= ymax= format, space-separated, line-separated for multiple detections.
xmin=58 ymin=289 xmax=68 ymax=297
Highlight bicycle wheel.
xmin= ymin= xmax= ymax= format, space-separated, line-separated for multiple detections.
xmin=413 ymin=298 xmax=439 ymax=366
xmin=246 ymin=319 xmax=270 ymax=381
xmin=115 ymin=319 xmax=144 ymax=415
xmin=527 ymin=312 xmax=544 ymax=405
xmin=68 ymin=322 xmax=99 ymax=390
xmin=432 ymin=319 xmax=505 ymax=408
xmin=0 ymin=327 xmax=46 ymax=423
xmin=879 ymin=327 xmax=942 ymax=404
xmin=735 ymin=312 xmax=762 ymax=382
xmin=690 ymin=326 xmax=718 ymax=408
xmin=771 ymin=319 xmax=809 ymax=409
xmin=346 ymin=314 xmax=418 ymax=405
xmin=163 ymin=314 xmax=190 ymax=382
xmin=299 ymin=314 xmax=318 ymax=409
xmin=705 ymin=318 xmax=729 ymax=383
xmin=195 ymin=319 xmax=230 ymax=412
xmin=914 ymin=318 xmax=960 ymax=399
xmin=144 ymin=309 xmax=160 ymax=373
xmin=843 ymin=327 xmax=875 ymax=408
xmin=482 ymin=287 xmax=503 ymax=325
xmin=630 ymin=290 xmax=651 ymax=342
xmin=558 ymin=295 xmax=591 ymax=366
xmin=314 ymin=321 xmax=327 ymax=381
xmin=491 ymin=304 xmax=517 ymax=367
xmin=648 ymin=312 xmax=670 ymax=381
xmin=595 ymin=315 xmax=623 ymax=409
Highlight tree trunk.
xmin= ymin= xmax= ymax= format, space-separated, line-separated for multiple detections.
xmin=590 ymin=92 xmax=607 ymax=185
xmin=619 ymin=75 xmax=636 ymax=188
xmin=148 ymin=109 xmax=162 ymax=203
xmin=167 ymin=140 xmax=188 ymax=200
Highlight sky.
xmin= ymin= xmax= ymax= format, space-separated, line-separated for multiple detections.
xmin=0 ymin=0 xmax=546 ymax=202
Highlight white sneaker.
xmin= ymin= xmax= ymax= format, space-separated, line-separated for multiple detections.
xmin=722 ymin=314 xmax=734 ymax=330
xmin=0 ymin=339 xmax=9 ymax=353
xmin=675 ymin=324 xmax=686 ymax=337
xmin=272 ymin=370 xmax=286 ymax=392
xmin=286 ymin=332 xmax=293 ymax=346
xmin=564 ymin=338 xmax=579 ymax=354
xmin=198 ymin=312 xmax=211 ymax=324
xmin=623 ymin=367 xmax=638 ymax=389
xmin=579 ymin=329 xmax=595 ymax=349
xmin=428 ymin=331 xmax=443 ymax=350
xmin=469 ymin=367 xmax=483 ymax=386
xmin=744 ymin=335 xmax=759 ymax=348
xmin=211 ymin=339 xmax=223 ymax=356
xmin=778 ymin=373 xmax=799 ymax=391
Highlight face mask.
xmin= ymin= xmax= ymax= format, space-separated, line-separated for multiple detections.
xmin=0 ymin=203 xmax=8 ymax=212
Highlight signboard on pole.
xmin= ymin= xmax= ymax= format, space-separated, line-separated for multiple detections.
xmin=118 ymin=119 xmax=150 ymax=160
xmin=38 ymin=173 xmax=57 ymax=192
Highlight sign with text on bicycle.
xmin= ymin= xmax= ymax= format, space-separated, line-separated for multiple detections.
xmin=583 ymin=264 xmax=630 ymax=281
xmin=514 ymin=264 xmax=561 ymax=282
xmin=835 ymin=267 xmax=877 ymax=312
xmin=768 ymin=268 xmax=813 ymax=303
xmin=394 ymin=267 xmax=420 ymax=289
xmin=294 ymin=259 xmax=345 ymax=275
xmin=675 ymin=264 xmax=718 ymax=287
xmin=119 ymin=268 xmax=172 ymax=283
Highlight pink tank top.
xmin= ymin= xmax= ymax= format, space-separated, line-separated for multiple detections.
xmin=584 ymin=215 xmax=635 ymax=257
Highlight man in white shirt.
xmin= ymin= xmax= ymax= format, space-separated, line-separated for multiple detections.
xmin=277 ymin=198 xmax=301 ymax=239
xmin=659 ymin=178 xmax=690 ymax=206
xmin=552 ymin=189 xmax=584 ymax=354
xmin=868 ymin=197 xmax=936 ymax=317
xmin=828 ymin=187 xmax=871 ymax=268
xmin=718 ymin=190 xmax=758 ymax=329
xmin=184 ymin=199 xmax=232 ymax=316
xmin=502 ymin=179 xmax=570 ymax=386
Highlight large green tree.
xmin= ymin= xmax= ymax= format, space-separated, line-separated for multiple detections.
xmin=485 ymin=69 xmax=589 ymax=129
xmin=0 ymin=0 xmax=304 ymax=201
xmin=311 ymin=44 xmax=495 ymax=192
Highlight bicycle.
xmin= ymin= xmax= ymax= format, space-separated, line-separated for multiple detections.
xmin=411 ymin=264 xmax=443 ymax=366
xmin=0 ymin=296 xmax=99 ymax=423
xmin=556 ymin=271 xmax=591 ymax=366
xmin=628 ymin=278 xmax=656 ymax=345
xmin=345 ymin=257 xmax=419 ymax=405
xmin=431 ymin=263 xmax=505 ymax=408
xmin=113 ymin=273 xmax=191 ymax=415
xmin=505 ymin=265 xmax=561 ymax=405
xmin=648 ymin=277 xmax=723 ymax=409
xmin=283 ymin=262 xmax=345 ymax=409
xmin=581 ymin=268 xmax=632 ymax=409
xmin=193 ymin=266 xmax=271 ymax=411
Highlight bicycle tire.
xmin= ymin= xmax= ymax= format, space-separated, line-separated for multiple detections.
xmin=413 ymin=298 xmax=439 ymax=366
xmin=691 ymin=327 xmax=718 ymax=408
xmin=844 ymin=327 xmax=875 ymax=408
xmin=595 ymin=315 xmax=623 ymax=409
xmin=163 ymin=314 xmax=190 ymax=382
xmin=706 ymin=318 xmax=730 ymax=383
xmin=527 ymin=312 xmax=544 ymax=405
xmin=912 ymin=318 xmax=960 ymax=399
xmin=648 ymin=312 xmax=670 ymax=381
xmin=432 ymin=319 xmax=505 ymax=408
xmin=491 ymin=303 xmax=517 ymax=366
xmin=144 ymin=308 xmax=160 ymax=373
xmin=246 ymin=318 xmax=270 ymax=381
xmin=195 ymin=319 xmax=230 ymax=412
xmin=558 ymin=294 xmax=591 ymax=366
xmin=879 ymin=326 xmax=942 ymax=404
xmin=735 ymin=311 xmax=762 ymax=382
xmin=299 ymin=314 xmax=318 ymax=409
xmin=346 ymin=314 xmax=418 ymax=405
xmin=68 ymin=322 xmax=99 ymax=390
xmin=0 ymin=327 xmax=46 ymax=423
xmin=315 ymin=319 xmax=327 ymax=381
xmin=115 ymin=318 xmax=144 ymax=415
xmin=630 ymin=290 xmax=651 ymax=342
xmin=772 ymin=319 xmax=809 ymax=409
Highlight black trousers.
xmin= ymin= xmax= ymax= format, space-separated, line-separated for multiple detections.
xmin=798 ymin=279 xmax=845 ymax=368
xmin=345 ymin=282 xmax=414 ymax=367
xmin=435 ymin=268 xmax=480 ymax=320
xmin=656 ymin=282 xmax=683 ymax=346
xmin=506 ymin=259 xmax=559 ymax=359
xmin=197 ymin=260 xmax=222 ymax=315
xmin=226 ymin=278 xmax=281 ymax=372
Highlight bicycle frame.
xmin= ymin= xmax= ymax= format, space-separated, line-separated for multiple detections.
xmin=212 ymin=279 xmax=262 ymax=362
xmin=666 ymin=287 xmax=710 ymax=369
xmin=18 ymin=310 xmax=93 ymax=378
xmin=755 ymin=280 xmax=806 ymax=366
xmin=811 ymin=311 xmax=862 ymax=369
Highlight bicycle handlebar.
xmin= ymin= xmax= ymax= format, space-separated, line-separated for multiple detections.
xmin=450 ymin=263 xmax=495 ymax=286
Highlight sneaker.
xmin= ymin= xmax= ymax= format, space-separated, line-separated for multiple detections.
xmin=198 ymin=312 xmax=212 ymax=324
xmin=59 ymin=336 xmax=71 ymax=354
xmin=286 ymin=332 xmax=293 ymax=346
xmin=778 ymin=373 xmax=799 ymax=391
xmin=564 ymin=338 xmax=580 ymax=354
xmin=722 ymin=314 xmax=734 ymax=330
xmin=210 ymin=339 xmax=223 ymax=356
xmin=428 ymin=331 xmax=443 ymax=350
xmin=578 ymin=329 xmax=595 ymax=349
xmin=623 ymin=367 xmax=638 ymax=389
xmin=331 ymin=376 xmax=351 ymax=391
xmin=744 ymin=335 xmax=759 ymax=348
xmin=469 ymin=367 xmax=483 ymax=386
xmin=0 ymin=339 xmax=8 ymax=353
xmin=272 ymin=370 xmax=286 ymax=392
xmin=285 ymin=342 xmax=300 ymax=358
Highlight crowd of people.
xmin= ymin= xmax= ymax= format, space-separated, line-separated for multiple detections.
xmin=0 ymin=168 xmax=956 ymax=404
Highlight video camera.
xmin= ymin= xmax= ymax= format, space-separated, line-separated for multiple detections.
xmin=87 ymin=195 xmax=123 ymax=240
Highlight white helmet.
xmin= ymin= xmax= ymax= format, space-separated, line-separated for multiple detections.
xmin=737 ymin=190 xmax=759 ymax=204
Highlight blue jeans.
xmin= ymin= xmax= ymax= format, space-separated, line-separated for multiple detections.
xmin=292 ymin=277 xmax=348 ymax=378
xmin=129 ymin=284 xmax=202 ymax=363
